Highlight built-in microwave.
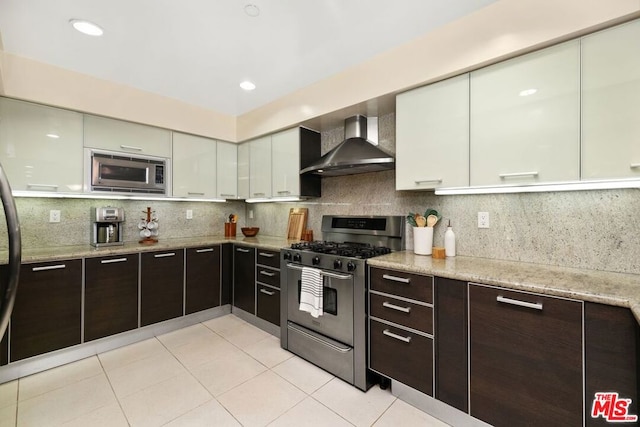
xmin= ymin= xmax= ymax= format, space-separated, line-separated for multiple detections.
xmin=88 ymin=149 xmax=167 ymax=194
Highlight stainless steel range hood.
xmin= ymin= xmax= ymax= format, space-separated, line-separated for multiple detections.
xmin=300 ymin=115 xmax=395 ymax=176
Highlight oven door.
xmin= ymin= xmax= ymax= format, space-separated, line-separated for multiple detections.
xmin=286 ymin=263 xmax=354 ymax=346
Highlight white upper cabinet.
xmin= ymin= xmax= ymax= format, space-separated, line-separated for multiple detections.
xmin=237 ymin=143 xmax=250 ymax=199
xmin=84 ymin=114 xmax=172 ymax=158
xmin=396 ymin=74 xmax=470 ymax=190
xmin=217 ymin=141 xmax=238 ymax=199
xmin=581 ymin=20 xmax=640 ymax=181
xmin=271 ymin=128 xmax=300 ymax=197
xmin=0 ymin=98 xmax=83 ymax=193
xmin=469 ymin=40 xmax=580 ymax=187
xmin=172 ymin=132 xmax=216 ymax=198
xmin=249 ymin=136 xmax=272 ymax=198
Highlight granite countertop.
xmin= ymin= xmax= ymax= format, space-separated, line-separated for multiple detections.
xmin=368 ymin=252 xmax=640 ymax=323
xmin=0 ymin=235 xmax=297 ymax=264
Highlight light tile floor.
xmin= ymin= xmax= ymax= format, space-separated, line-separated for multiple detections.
xmin=0 ymin=314 xmax=451 ymax=427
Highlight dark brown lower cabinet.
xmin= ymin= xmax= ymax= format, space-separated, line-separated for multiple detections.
xmin=233 ymin=245 xmax=255 ymax=314
xmin=185 ymin=246 xmax=221 ymax=314
xmin=0 ymin=267 xmax=7 ymax=365
xmin=435 ymin=277 xmax=468 ymax=412
xmin=256 ymin=284 xmax=280 ymax=325
xmin=10 ymin=259 xmax=82 ymax=361
xmin=221 ymin=243 xmax=233 ymax=305
xmin=369 ymin=319 xmax=433 ymax=395
xmin=140 ymin=250 xmax=184 ymax=326
xmin=85 ymin=254 xmax=139 ymax=341
xmin=469 ymin=284 xmax=583 ymax=427
xmin=585 ymin=302 xmax=639 ymax=426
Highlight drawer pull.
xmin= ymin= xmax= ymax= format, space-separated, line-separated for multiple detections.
xmin=497 ymin=295 xmax=543 ymax=311
xmin=382 ymin=301 xmax=411 ymax=313
xmin=101 ymin=258 xmax=127 ymax=264
xmin=188 ymin=192 xmax=205 ymax=196
xmin=236 ymin=248 xmax=250 ymax=253
xmin=253 ymin=192 xmax=265 ymax=197
xmin=258 ymin=252 xmax=275 ymax=258
xmin=260 ymin=270 xmax=275 ymax=277
xmin=32 ymin=264 xmax=66 ymax=272
xmin=382 ymin=274 xmax=410 ymax=284
xmin=499 ymin=171 xmax=539 ymax=179
xmin=382 ymin=329 xmax=412 ymax=343
xmin=414 ymin=178 xmax=442 ymax=184
xmin=120 ymin=144 xmax=143 ymax=151
xmin=260 ymin=288 xmax=275 ymax=296
xmin=196 ymin=248 xmax=214 ymax=253
xmin=220 ymin=193 xmax=236 ymax=197
xmin=631 ymin=163 xmax=640 ymax=169
xmin=27 ymin=183 xmax=59 ymax=189
xmin=277 ymin=190 xmax=291 ymax=195
xmin=154 ymin=252 xmax=176 ymax=258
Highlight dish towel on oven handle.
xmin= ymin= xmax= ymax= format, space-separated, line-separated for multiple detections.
xmin=299 ymin=266 xmax=323 ymax=318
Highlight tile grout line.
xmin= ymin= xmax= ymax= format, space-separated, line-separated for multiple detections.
xmin=96 ymin=354 xmax=133 ymax=427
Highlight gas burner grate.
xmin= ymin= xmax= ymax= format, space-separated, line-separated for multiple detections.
xmin=290 ymin=241 xmax=391 ymax=259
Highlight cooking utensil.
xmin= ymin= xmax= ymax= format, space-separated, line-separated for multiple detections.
xmin=426 ymin=214 xmax=438 ymax=227
xmin=415 ymin=215 xmax=427 ymax=227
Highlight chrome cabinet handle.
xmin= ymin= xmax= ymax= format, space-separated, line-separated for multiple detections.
xmin=236 ymin=248 xmax=250 ymax=253
xmin=120 ymin=144 xmax=143 ymax=151
xmin=187 ymin=192 xmax=205 ymax=196
xmin=27 ymin=183 xmax=59 ymax=189
xmin=258 ymin=252 xmax=274 ymax=258
xmin=630 ymin=163 xmax=640 ymax=169
xmin=259 ymin=288 xmax=275 ymax=296
xmin=277 ymin=190 xmax=290 ymax=195
xmin=382 ymin=329 xmax=412 ymax=343
xmin=499 ymin=171 xmax=539 ymax=178
xmin=154 ymin=252 xmax=175 ymax=258
xmin=259 ymin=270 xmax=275 ymax=277
xmin=32 ymin=264 xmax=66 ymax=272
xmin=253 ymin=192 xmax=265 ymax=196
xmin=414 ymin=178 xmax=442 ymax=184
xmin=382 ymin=274 xmax=410 ymax=284
xmin=101 ymin=258 xmax=127 ymax=264
xmin=497 ymin=295 xmax=543 ymax=310
xmin=382 ymin=301 xmax=411 ymax=313
xmin=196 ymin=248 xmax=214 ymax=253
xmin=220 ymin=193 xmax=236 ymax=197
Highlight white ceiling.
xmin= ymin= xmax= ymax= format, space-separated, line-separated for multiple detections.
xmin=0 ymin=0 xmax=497 ymax=117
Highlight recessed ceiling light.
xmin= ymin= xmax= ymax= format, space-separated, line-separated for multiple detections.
xmin=69 ymin=19 xmax=104 ymax=36
xmin=240 ymin=80 xmax=256 ymax=91
xmin=519 ymin=88 xmax=537 ymax=97
xmin=244 ymin=4 xmax=260 ymax=17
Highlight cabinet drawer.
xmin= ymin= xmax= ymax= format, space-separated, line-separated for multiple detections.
xmin=256 ymin=266 xmax=280 ymax=288
xmin=370 ymin=267 xmax=432 ymax=304
xmin=257 ymin=249 xmax=280 ymax=268
xmin=370 ymin=319 xmax=433 ymax=396
xmin=257 ymin=285 xmax=280 ymax=326
xmin=370 ymin=293 xmax=433 ymax=335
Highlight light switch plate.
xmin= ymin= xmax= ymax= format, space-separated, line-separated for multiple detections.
xmin=478 ymin=211 xmax=490 ymax=228
xmin=186 ymin=209 xmax=193 ymax=220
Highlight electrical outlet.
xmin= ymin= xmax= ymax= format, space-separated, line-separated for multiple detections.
xmin=249 ymin=210 xmax=254 ymax=219
xmin=186 ymin=209 xmax=193 ymax=220
xmin=478 ymin=211 xmax=490 ymax=228
xmin=49 ymin=210 xmax=61 ymax=223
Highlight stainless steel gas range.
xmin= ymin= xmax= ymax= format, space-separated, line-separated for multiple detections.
xmin=280 ymin=215 xmax=405 ymax=391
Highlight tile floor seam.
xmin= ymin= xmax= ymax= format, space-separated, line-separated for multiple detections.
xmin=96 ymin=352 xmax=133 ymax=427
xmin=370 ymin=395 xmax=399 ymax=426
xmin=301 ymin=395 xmax=357 ymax=427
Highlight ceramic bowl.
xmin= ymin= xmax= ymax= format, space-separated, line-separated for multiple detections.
xmin=241 ymin=227 xmax=259 ymax=237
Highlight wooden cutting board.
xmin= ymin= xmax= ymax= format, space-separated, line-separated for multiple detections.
xmin=286 ymin=208 xmax=308 ymax=240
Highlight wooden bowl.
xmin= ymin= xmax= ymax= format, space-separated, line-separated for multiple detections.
xmin=241 ymin=227 xmax=259 ymax=237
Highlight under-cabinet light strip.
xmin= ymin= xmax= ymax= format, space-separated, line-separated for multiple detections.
xmin=434 ymin=179 xmax=640 ymax=195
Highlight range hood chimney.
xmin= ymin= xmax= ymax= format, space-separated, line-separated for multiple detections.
xmin=300 ymin=115 xmax=395 ymax=177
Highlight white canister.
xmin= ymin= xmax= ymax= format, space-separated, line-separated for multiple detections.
xmin=413 ymin=226 xmax=433 ymax=255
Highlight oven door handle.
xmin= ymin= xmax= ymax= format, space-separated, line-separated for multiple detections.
xmin=286 ymin=263 xmax=351 ymax=280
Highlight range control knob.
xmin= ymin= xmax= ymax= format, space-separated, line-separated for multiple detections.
xmin=293 ymin=253 xmax=302 ymax=262
xmin=333 ymin=259 xmax=343 ymax=269
xmin=283 ymin=252 xmax=292 ymax=261
xmin=347 ymin=261 xmax=356 ymax=272
xmin=312 ymin=256 xmax=321 ymax=266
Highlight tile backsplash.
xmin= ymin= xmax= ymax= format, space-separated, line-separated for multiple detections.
xmin=2 ymin=112 xmax=639 ymax=276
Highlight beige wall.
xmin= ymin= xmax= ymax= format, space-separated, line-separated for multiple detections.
xmin=1 ymin=0 xmax=639 ymax=142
